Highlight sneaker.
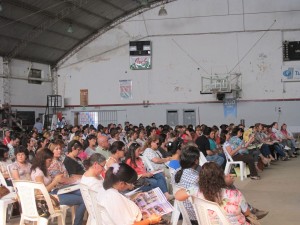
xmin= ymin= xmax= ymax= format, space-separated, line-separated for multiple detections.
xmin=250 ymin=176 xmax=261 ymax=180
xmin=284 ymin=146 xmax=291 ymax=150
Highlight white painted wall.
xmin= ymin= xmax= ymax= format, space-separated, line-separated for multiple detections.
xmin=38 ymin=0 xmax=300 ymax=126
xmin=0 ymin=58 xmax=52 ymax=118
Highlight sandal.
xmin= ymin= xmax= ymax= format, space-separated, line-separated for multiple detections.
xmin=250 ymin=176 xmax=261 ymax=180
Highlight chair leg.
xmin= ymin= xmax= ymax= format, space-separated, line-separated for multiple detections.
xmin=19 ymin=215 xmax=25 ymax=225
xmin=224 ymin=162 xmax=231 ymax=175
xmin=37 ymin=217 xmax=49 ymax=225
xmin=171 ymin=201 xmax=180 ymax=225
xmin=57 ymin=215 xmax=66 ymax=225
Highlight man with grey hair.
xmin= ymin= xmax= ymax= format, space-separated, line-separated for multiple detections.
xmin=96 ymin=134 xmax=111 ymax=159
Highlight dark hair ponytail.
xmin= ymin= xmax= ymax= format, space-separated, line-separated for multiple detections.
xmin=175 ymin=145 xmax=200 ymax=184
xmin=103 ymin=163 xmax=138 ymax=190
xmin=175 ymin=169 xmax=184 ymax=183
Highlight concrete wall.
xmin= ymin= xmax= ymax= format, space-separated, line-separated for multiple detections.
xmin=7 ymin=0 xmax=300 ymax=127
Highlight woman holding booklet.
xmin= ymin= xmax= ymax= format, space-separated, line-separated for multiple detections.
xmin=31 ymin=148 xmax=86 ymax=225
xmin=96 ymin=163 xmax=162 ymax=225
xmin=125 ymin=143 xmax=171 ymax=200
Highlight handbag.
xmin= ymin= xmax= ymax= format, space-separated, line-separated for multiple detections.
xmin=35 ymin=194 xmax=60 ymax=218
xmin=246 ymin=213 xmax=261 ymax=225
xmin=0 ymin=185 xmax=10 ymax=199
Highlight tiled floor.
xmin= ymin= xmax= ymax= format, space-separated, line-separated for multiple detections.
xmin=6 ymin=155 xmax=300 ymax=225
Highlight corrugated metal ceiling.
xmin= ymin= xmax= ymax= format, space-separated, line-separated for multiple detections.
xmin=0 ymin=0 xmax=165 ymax=66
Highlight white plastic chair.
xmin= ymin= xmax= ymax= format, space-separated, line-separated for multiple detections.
xmin=80 ymin=183 xmax=102 ymax=225
xmin=13 ymin=180 xmax=66 ymax=225
xmin=190 ymin=196 xmax=231 ymax=225
xmin=199 ymin=151 xmax=208 ymax=166
xmin=0 ymin=171 xmax=16 ymax=224
xmin=171 ymin=185 xmax=192 ymax=225
xmin=223 ymin=148 xmax=247 ymax=181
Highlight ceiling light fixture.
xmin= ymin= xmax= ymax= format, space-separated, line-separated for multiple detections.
xmin=67 ymin=23 xmax=73 ymax=33
xmin=158 ymin=6 xmax=167 ymax=16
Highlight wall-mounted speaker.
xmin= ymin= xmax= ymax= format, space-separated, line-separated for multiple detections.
xmin=216 ymin=93 xmax=225 ymax=101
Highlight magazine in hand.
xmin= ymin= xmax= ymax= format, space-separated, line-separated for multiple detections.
xmin=131 ymin=187 xmax=174 ymax=217
xmin=57 ymin=182 xmax=80 ymax=195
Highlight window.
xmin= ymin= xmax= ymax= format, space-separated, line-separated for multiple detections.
xmin=28 ymin=69 xmax=42 ymax=84
xmin=79 ymin=112 xmax=99 ymax=128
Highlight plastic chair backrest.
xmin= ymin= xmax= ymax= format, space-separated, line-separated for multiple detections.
xmin=191 ymin=196 xmax=231 ymax=225
xmin=199 ymin=151 xmax=208 ymax=166
xmin=140 ymin=155 xmax=155 ymax=171
xmin=0 ymin=171 xmax=8 ymax=187
xmin=13 ymin=180 xmax=56 ymax=219
xmin=223 ymin=147 xmax=234 ymax=162
xmin=80 ymin=183 xmax=102 ymax=225
xmin=6 ymin=164 xmax=13 ymax=181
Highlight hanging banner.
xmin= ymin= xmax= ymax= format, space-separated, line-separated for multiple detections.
xmin=223 ymin=98 xmax=237 ymax=118
xmin=119 ymin=80 xmax=132 ymax=100
xmin=282 ymin=66 xmax=300 ymax=81
xmin=80 ymin=89 xmax=88 ymax=106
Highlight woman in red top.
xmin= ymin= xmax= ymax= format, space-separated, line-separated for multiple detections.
xmin=125 ymin=143 xmax=170 ymax=197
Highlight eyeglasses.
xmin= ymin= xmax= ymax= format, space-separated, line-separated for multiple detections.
xmin=98 ymin=163 xmax=106 ymax=168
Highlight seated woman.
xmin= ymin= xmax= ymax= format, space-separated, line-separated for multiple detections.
xmin=81 ymin=153 xmax=106 ymax=191
xmin=175 ymin=162 xmax=251 ymax=225
xmin=96 ymin=163 xmax=162 ymax=225
xmin=143 ymin=136 xmax=171 ymax=171
xmin=84 ymin=134 xmax=97 ymax=158
xmin=0 ymin=144 xmax=13 ymax=186
xmin=253 ymin=123 xmax=275 ymax=161
xmin=165 ymin=138 xmax=183 ymax=170
xmin=63 ymin=140 xmax=86 ymax=176
xmin=31 ymin=148 xmax=86 ymax=225
xmin=125 ymin=143 xmax=171 ymax=199
xmin=173 ymin=146 xmax=200 ymax=225
xmin=10 ymin=145 xmax=32 ymax=180
xmin=106 ymin=141 xmax=125 ymax=168
xmin=221 ymin=130 xmax=260 ymax=180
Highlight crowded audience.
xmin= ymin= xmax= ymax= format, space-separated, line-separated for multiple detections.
xmin=1 ymin=119 xmax=298 ymax=224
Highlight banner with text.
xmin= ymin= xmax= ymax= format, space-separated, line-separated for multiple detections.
xmin=223 ymin=98 xmax=237 ymax=118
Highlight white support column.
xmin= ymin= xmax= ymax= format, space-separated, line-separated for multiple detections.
xmin=0 ymin=57 xmax=4 ymax=107
xmin=2 ymin=59 xmax=11 ymax=106
xmin=51 ymin=68 xmax=58 ymax=95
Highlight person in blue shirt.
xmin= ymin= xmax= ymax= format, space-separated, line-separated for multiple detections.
xmin=166 ymin=138 xmax=183 ymax=170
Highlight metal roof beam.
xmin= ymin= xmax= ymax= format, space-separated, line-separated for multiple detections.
xmin=0 ymin=15 xmax=81 ymax=41
xmin=59 ymin=0 xmax=111 ymax=22
xmin=6 ymin=0 xmax=95 ymax=32
xmin=97 ymin=0 xmax=126 ymax=13
xmin=0 ymin=34 xmax=67 ymax=52
xmin=4 ymin=0 xmax=89 ymax=61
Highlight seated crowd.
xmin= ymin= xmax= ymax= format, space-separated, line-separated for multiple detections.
xmin=0 ymin=120 xmax=298 ymax=225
